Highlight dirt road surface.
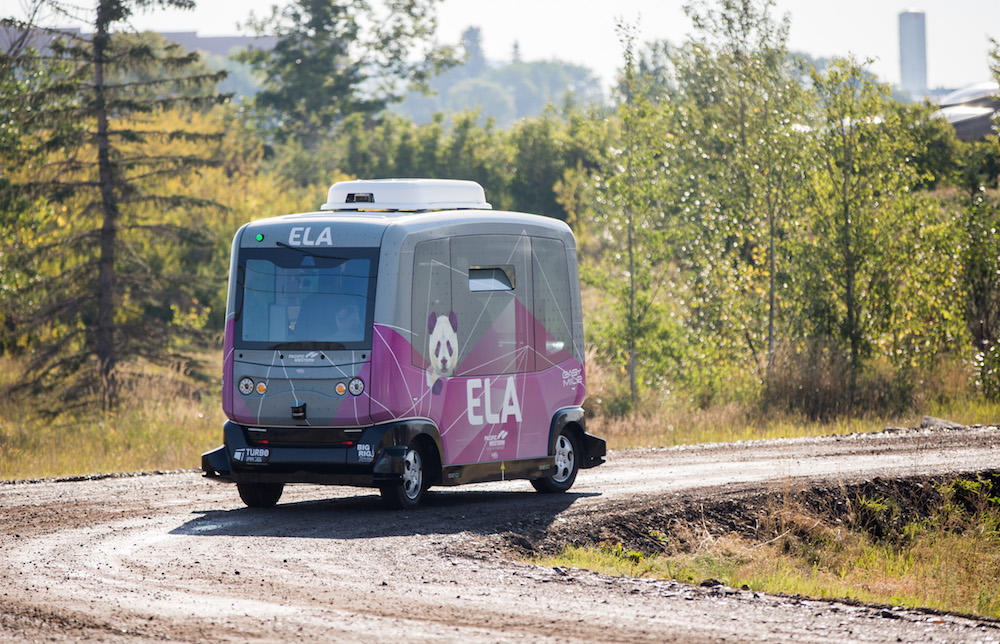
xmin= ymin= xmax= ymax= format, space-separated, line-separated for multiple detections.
xmin=4 ymin=425 xmax=1000 ymax=642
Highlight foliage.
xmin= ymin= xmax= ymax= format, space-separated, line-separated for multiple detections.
xmin=959 ymin=187 xmax=1000 ymax=398
xmin=672 ymin=0 xmax=810 ymax=385
xmin=0 ymin=0 xmax=228 ymax=408
xmin=238 ymin=0 xmax=455 ymax=142
xmin=797 ymin=58 xmax=921 ymax=403
xmin=582 ymin=23 xmax=679 ymax=409
xmin=3 ymin=0 xmax=1000 ymax=430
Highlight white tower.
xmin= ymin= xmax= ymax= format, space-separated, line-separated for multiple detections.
xmin=899 ymin=10 xmax=927 ymax=96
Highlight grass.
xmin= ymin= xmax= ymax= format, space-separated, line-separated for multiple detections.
xmin=2 ymin=346 xmax=999 ymax=478
xmin=0 ymin=354 xmax=225 ymax=480
xmin=588 ymin=396 xmax=1000 ymax=451
xmin=537 ymin=477 xmax=1000 ymax=619
xmin=583 ymin=348 xmax=1000 ymax=450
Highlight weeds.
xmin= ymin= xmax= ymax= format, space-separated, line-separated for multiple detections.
xmin=584 ymin=348 xmax=1000 ymax=450
xmin=538 ymin=476 xmax=1000 ymax=619
xmin=0 ymin=354 xmax=223 ymax=479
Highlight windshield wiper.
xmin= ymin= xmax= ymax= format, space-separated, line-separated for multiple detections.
xmin=275 ymin=241 xmax=347 ymax=259
xmin=271 ymin=341 xmax=347 ymax=351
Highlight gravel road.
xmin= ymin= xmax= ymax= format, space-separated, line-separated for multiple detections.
xmin=3 ymin=425 xmax=1000 ymax=642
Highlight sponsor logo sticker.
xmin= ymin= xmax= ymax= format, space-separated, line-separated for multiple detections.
xmin=485 ymin=429 xmax=508 ymax=448
xmin=286 ymin=351 xmax=320 ymax=364
xmin=357 ymin=444 xmax=375 ymax=463
xmin=232 ymin=447 xmax=269 ymax=464
xmin=562 ymin=367 xmax=583 ymax=388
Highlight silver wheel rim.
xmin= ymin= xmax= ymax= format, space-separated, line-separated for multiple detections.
xmin=552 ymin=434 xmax=575 ymax=483
xmin=402 ymin=448 xmax=423 ymax=500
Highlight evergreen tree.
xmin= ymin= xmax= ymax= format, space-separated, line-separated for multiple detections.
xmin=0 ymin=0 xmax=228 ymax=408
xmin=238 ymin=0 xmax=455 ymax=143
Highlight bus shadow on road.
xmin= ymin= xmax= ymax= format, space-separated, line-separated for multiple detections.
xmin=170 ymin=489 xmax=598 ymax=540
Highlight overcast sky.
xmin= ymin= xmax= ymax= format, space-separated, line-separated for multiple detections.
xmin=4 ymin=0 xmax=998 ymax=90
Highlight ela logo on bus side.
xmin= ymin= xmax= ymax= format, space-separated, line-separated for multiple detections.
xmin=466 ymin=377 xmax=521 ymax=425
xmin=288 ymin=226 xmax=333 ymax=246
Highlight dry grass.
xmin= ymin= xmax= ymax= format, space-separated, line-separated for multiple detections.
xmin=584 ymin=348 xmax=1000 ymax=450
xmin=538 ymin=478 xmax=1000 ymax=618
xmin=3 ymin=345 xmax=999 ymax=479
xmin=0 ymin=354 xmax=224 ymax=479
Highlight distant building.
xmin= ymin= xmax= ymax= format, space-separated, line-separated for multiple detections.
xmin=899 ymin=10 xmax=927 ymax=96
xmin=0 ymin=26 xmax=274 ymax=57
xmin=155 ymin=32 xmax=275 ymax=57
xmin=932 ymin=81 xmax=999 ymax=141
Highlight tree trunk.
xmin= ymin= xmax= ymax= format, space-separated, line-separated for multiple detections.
xmin=94 ymin=0 xmax=118 ymax=409
xmin=840 ymin=137 xmax=858 ymax=407
xmin=767 ymin=205 xmax=775 ymax=373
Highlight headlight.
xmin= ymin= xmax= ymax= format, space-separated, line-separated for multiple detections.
xmin=238 ymin=377 xmax=254 ymax=395
xmin=348 ymin=378 xmax=364 ymax=396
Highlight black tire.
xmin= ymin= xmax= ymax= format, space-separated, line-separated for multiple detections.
xmin=237 ymin=481 xmax=284 ymax=508
xmin=380 ymin=441 xmax=426 ymax=509
xmin=531 ymin=428 xmax=580 ymax=493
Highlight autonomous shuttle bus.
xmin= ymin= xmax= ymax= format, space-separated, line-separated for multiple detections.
xmin=202 ymin=179 xmax=606 ymax=508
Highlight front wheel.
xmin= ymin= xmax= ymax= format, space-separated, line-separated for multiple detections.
xmin=237 ymin=481 xmax=284 ymax=508
xmin=380 ymin=442 xmax=426 ymax=509
xmin=531 ymin=429 xmax=580 ymax=493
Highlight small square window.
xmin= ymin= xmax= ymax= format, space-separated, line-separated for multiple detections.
xmin=469 ymin=267 xmax=514 ymax=292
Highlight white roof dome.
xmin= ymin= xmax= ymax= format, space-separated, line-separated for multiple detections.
xmin=320 ymin=178 xmax=491 ymax=212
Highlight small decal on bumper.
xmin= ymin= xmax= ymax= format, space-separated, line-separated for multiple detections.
xmin=233 ymin=447 xmax=270 ymax=464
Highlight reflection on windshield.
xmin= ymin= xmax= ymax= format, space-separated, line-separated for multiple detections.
xmin=239 ymin=251 xmax=374 ymax=348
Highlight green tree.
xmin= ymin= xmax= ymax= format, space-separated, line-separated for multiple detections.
xmin=239 ymin=0 xmax=455 ymax=142
xmin=802 ymin=57 xmax=919 ymax=403
xmin=0 ymin=0 xmax=227 ymax=408
xmin=586 ymin=23 xmax=676 ymax=408
xmin=672 ymin=0 xmax=810 ymax=382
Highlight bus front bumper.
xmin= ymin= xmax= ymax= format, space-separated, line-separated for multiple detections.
xmin=201 ymin=420 xmax=412 ymax=487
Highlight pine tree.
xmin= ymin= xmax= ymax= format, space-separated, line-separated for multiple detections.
xmin=238 ymin=0 xmax=455 ymax=143
xmin=0 ymin=0 xmax=228 ymax=409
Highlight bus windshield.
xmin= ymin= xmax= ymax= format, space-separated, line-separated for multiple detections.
xmin=235 ymin=246 xmax=378 ymax=350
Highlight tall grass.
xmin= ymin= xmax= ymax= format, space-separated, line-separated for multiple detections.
xmin=584 ymin=349 xmax=1000 ymax=450
xmin=3 ymin=343 xmax=999 ymax=479
xmin=0 ymin=354 xmax=224 ymax=479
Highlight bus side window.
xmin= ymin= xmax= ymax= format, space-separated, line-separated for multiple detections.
xmin=411 ymin=238 xmax=452 ymax=369
xmin=451 ymin=234 xmax=533 ymax=375
xmin=531 ymin=238 xmax=574 ymax=368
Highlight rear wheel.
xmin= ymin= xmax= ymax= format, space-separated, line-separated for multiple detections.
xmin=531 ymin=429 xmax=580 ymax=493
xmin=237 ymin=481 xmax=284 ymax=508
xmin=380 ymin=442 xmax=426 ymax=509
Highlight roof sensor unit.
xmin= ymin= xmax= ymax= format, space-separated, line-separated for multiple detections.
xmin=321 ymin=178 xmax=491 ymax=212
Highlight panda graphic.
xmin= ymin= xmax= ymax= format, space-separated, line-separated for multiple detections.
xmin=426 ymin=311 xmax=458 ymax=394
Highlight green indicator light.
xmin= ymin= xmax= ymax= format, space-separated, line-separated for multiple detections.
xmin=255 ymin=233 xmax=264 ymax=242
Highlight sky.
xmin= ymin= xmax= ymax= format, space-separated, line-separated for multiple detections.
xmin=3 ymin=0 xmax=998 ymax=90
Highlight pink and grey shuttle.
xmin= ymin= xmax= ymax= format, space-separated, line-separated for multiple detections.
xmin=202 ymin=179 xmax=605 ymax=508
